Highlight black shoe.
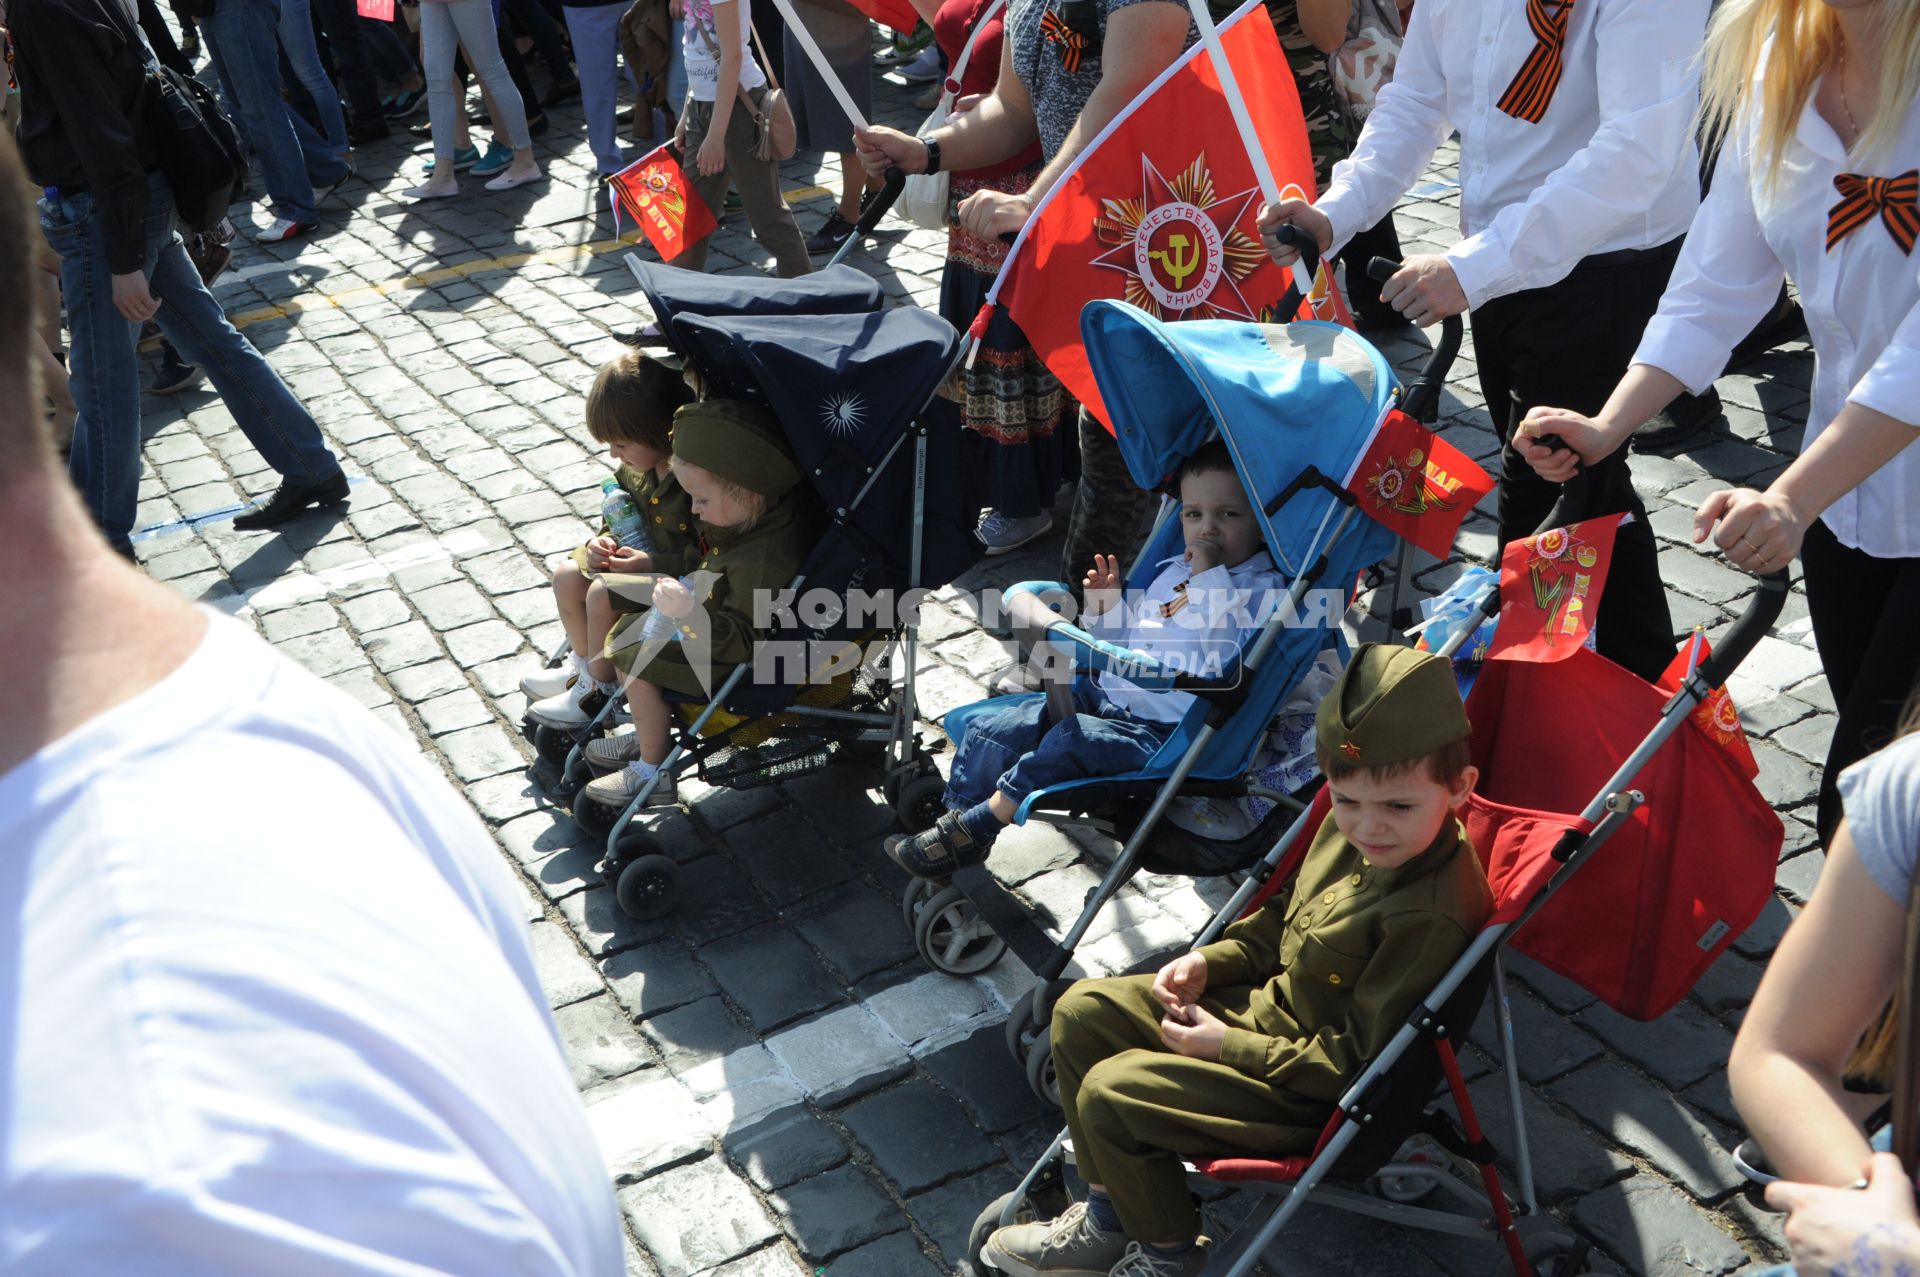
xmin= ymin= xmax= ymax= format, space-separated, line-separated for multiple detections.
xmin=232 ymin=470 xmax=351 ymax=530
xmin=349 ymin=119 xmax=391 ymax=147
xmin=152 ymin=349 xmax=204 ymax=395
xmin=528 ymin=112 xmax=550 ymax=138
xmin=541 ymin=77 xmax=581 ymax=108
xmin=806 ymin=212 xmax=856 ymax=255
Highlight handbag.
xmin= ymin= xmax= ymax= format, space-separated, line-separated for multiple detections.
xmin=1326 ymin=0 xmax=1403 ymax=129
xmin=736 ymin=21 xmax=796 ymax=161
xmin=143 ymin=63 xmax=247 ymax=232
xmin=900 ymin=0 xmax=1006 ymax=230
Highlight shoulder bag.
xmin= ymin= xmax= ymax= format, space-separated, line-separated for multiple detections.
xmin=899 ymin=0 xmax=1006 ymax=230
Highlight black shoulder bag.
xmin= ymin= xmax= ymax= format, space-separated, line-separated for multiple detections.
xmin=115 ymin=0 xmax=245 ymax=233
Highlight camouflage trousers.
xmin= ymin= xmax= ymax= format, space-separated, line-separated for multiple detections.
xmin=1058 ymin=408 xmax=1159 ymax=594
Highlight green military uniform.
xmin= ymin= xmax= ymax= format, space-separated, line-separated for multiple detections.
xmin=1049 ymin=645 xmax=1493 ymax=1243
xmin=578 ymin=464 xmax=701 ymax=616
xmin=1267 ymin=0 xmax=1352 ymax=190
xmin=604 ymin=402 xmax=815 ymax=698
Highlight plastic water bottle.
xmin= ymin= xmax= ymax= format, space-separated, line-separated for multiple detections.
xmin=639 ymin=581 xmax=685 ymax=644
xmin=601 ymin=476 xmax=652 ymax=552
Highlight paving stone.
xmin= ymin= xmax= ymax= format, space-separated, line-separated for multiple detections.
xmin=464 ymin=772 xmax=544 ymax=823
xmin=1471 ymin=987 xmax=1605 ymax=1084
xmin=1774 ymin=847 xmax=1826 ymax=905
xmin=528 ymin=919 xmax=605 ymax=1008
xmin=768 ymin=1164 xmax=900 ymax=1262
xmin=724 ymin=1107 xmax=851 ymax=1192
xmin=1576 ymin=999 xmax=1736 ymax=1091
xmin=639 ymin=995 xmax=758 ymax=1076
xmin=553 ymin=994 xmax=657 ymax=1089
xmin=410 ymin=578 xmax=498 ymax=631
xmin=722 ymin=813 xmax=853 ymax=907
xmin=559 ymin=882 xmax=679 ymax=957
xmin=838 ymin=1078 xmax=1003 ymax=1195
xmin=619 ymin=1155 xmax=779 ymax=1272
xmin=764 ymin=1004 xmax=913 ymax=1108
xmin=361 ymin=620 xmax=445 ymax=672
xmin=1448 ymin=1073 xmax=1630 ymax=1204
xmin=700 ymin=1247 xmax=812 ymax=1277
xmin=865 ymin=972 xmax=990 ymax=1050
xmin=603 ymin=939 xmax=721 ymax=1022
xmin=1550 ymin=1062 xmax=1744 ymax=1199
xmin=1570 ymin=1175 xmax=1751 ymax=1276
xmin=817 ymin=1230 xmax=940 ymax=1277
xmin=443 ymin=619 xmax=528 ymax=668
xmin=789 ymin=884 xmax=918 ymax=985
xmin=906 ymin=1165 xmax=1021 ymax=1272
xmin=274 ymin=627 xmax=370 ymax=679
xmin=386 ymin=658 xmax=469 ymax=703
xmin=918 ymin=1024 xmax=1059 ymax=1135
xmin=414 ymin=688 xmax=494 ymax=737
xmin=1689 ymin=948 xmax=1765 ymax=1018
xmin=699 ymin=923 xmax=845 ymax=1032
xmin=1730 ymin=894 xmax=1799 ymax=961
xmin=338 ymin=587 xmax=413 ymax=633
xmin=498 ymin=811 xmax=587 ymax=865
xmin=437 ymin=723 xmax=526 ymax=781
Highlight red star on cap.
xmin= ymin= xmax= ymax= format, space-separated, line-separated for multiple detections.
xmin=1340 ymin=740 xmax=1361 ymax=761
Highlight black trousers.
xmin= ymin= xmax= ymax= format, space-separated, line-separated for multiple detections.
xmin=311 ymin=0 xmax=384 ymax=124
xmin=1473 ymin=242 xmax=1681 ymax=683
xmin=1801 ymin=520 xmax=1920 ymax=845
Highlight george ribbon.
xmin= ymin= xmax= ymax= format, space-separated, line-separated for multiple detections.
xmin=1828 ymin=170 xmax=1920 ymax=255
xmin=1495 ymin=0 xmax=1575 ymax=124
xmin=1040 ymin=9 xmax=1091 ymax=74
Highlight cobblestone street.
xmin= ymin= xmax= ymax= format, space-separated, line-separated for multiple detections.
xmin=125 ymin=63 xmax=1828 ymax=1277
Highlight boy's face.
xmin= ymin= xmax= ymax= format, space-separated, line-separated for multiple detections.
xmin=1328 ymin=762 xmax=1478 ymax=871
xmin=609 ymin=438 xmax=666 ymax=472
xmin=1178 ymin=467 xmax=1262 ymax=570
xmin=675 ymin=460 xmax=757 ymax=528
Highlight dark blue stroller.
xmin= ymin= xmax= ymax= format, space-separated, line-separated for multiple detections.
xmin=904 ymin=302 xmax=1412 ymax=1102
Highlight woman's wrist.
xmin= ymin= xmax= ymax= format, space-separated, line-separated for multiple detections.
xmin=919 ymin=135 xmax=940 ymax=176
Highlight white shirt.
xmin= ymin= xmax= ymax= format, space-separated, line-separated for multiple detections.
xmin=683 ymin=0 xmax=765 ymax=104
xmin=1634 ymin=79 xmax=1920 ymax=559
xmin=0 ymin=613 xmax=623 ymax=1277
xmin=1315 ymin=0 xmax=1706 ymax=310
xmin=1095 ymin=551 xmax=1289 ymax=724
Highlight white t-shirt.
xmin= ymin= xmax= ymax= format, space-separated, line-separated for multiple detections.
xmin=0 ymin=612 xmax=622 ymax=1277
xmin=683 ymin=0 xmax=765 ymax=104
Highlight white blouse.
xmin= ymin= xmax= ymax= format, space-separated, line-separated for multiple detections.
xmin=1634 ymin=82 xmax=1920 ymax=559
xmin=1314 ymin=0 xmax=1707 ymax=310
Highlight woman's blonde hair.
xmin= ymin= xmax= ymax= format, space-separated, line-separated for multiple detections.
xmin=1698 ymin=0 xmax=1920 ymax=187
xmin=1842 ymin=689 xmax=1920 ymax=1090
xmin=669 ymin=457 xmax=768 ymax=532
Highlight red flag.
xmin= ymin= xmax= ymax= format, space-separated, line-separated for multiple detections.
xmin=990 ymin=0 xmax=1322 ymax=426
xmin=355 ymin=0 xmax=393 ymax=19
xmin=608 ymin=145 xmax=717 ymax=263
xmin=847 ymin=0 xmax=918 ymax=33
xmin=1486 ymin=515 xmax=1625 ymax=663
xmin=1342 ymin=408 xmax=1493 ymax=558
xmin=1655 ymin=633 xmax=1760 ymax=779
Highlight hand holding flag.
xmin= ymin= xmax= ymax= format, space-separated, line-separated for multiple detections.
xmin=608 ymin=145 xmax=717 ymax=263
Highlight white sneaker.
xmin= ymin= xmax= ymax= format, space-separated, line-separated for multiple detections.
xmin=255 ymin=217 xmax=314 ymax=244
xmin=977 ymin=510 xmax=1054 ymax=555
xmin=526 ymin=676 xmax=601 ymax=729
xmin=580 ymin=763 xmax=678 ymax=813
xmin=896 ymin=45 xmax=942 ymax=83
xmin=520 ymin=661 xmax=580 ymax=700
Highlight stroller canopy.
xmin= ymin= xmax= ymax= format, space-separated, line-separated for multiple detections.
xmin=627 ymin=259 xmax=884 ymax=340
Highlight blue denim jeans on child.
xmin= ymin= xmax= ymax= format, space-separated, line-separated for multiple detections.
xmin=201 ymin=0 xmax=347 ymax=225
xmin=943 ymin=685 xmax=1177 ymax=814
xmin=40 ymin=175 xmax=341 ymax=555
xmin=276 ymin=0 xmax=351 ymax=161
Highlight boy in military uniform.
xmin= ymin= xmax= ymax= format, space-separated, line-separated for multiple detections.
xmin=982 ymin=644 xmax=1492 ymax=1277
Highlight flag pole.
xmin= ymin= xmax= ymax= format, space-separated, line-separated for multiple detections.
xmin=1181 ymin=0 xmax=1314 ymax=300
xmin=763 ymin=0 xmax=869 ymax=133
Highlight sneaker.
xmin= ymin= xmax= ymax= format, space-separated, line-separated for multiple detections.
xmin=383 ymin=87 xmax=426 ymax=119
xmin=806 ymin=212 xmax=856 ymax=255
xmin=231 ymin=470 xmax=351 ymax=530
xmin=723 ymin=190 xmax=743 ymax=213
xmin=977 ymin=510 xmax=1054 ymax=555
xmin=526 ymin=677 xmax=603 ymax=730
xmin=472 ymin=142 xmax=514 ymax=178
xmin=875 ymin=24 xmax=934 ymax=64
xmin=884 ymin=811 xmax=988 ymax=880
xmin=580 ymin=763 xmax=678 ymax=814
xmin=520 ymin=662 xmax=581 ymax=701
xmin=981 ymin=1202 xmax=1129 ymax=1277
xmin=255 ymin=217 xmax=316 ymax=244
xmin=151 ymin=349 xmax=203 ymax=395
xmin=1110 ymin=1240 xmax=1212 ymax=1277
xmin=311 ymin=169 xmax=352 ymax=206
xmin=425 ymin=145 xmax=482 ymax=175
xmin=585 ymin=728 xmax=644 ymax=774
xmin=1732 ymin=1137 xmax=1779 ymax=1187
xmin=915 ymin=80 xmax=942 ymax=110
xmin=896 ymin=45 xmax=942 ymax=83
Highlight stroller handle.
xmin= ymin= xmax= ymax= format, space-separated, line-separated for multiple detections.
xmin=1365 ymin=256 xmax=1462 ymax=423
xmin=856 ymin=166 xmax=908 ymax=241
xmin=1698 ymin=568 xmax=1791 ymax=690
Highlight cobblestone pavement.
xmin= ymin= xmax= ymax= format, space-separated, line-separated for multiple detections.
xmin=123 ymin=55 xmax=1827 ymax=1277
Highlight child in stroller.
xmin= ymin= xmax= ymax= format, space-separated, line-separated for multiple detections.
xmin=520 ymin=351 xmax=699 ymax=725
xmin=981 ymin=644 xmax=1491 ymax=1277
xmin=576 ymin=398 xmax=817 ymax=816
xmin=885 ymin=442 xmax=1289 ymax=881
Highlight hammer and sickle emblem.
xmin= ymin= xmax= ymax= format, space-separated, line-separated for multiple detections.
xmin=1149 ymin=233 xmax=1201 ymax=289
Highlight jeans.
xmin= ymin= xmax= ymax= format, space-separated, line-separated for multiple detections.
xmin=202 ymin=0 xmax=345 ymax=224
xmin=40 ymin=175 xmax=341 ymax=554
xmin=361 ymin=14 xmax=418 ymax=82
xmin=943 ymin=684 xmax=1174 ymax=812
xmin=420 ymin=0 xmax=531 ymax=160
xmin=311 ymin=0 xmax=384 ymax=125
xmin=276 ymin=0 xmax=350 ymax=158
xmin=562 ymin=4 xmax=632 ymax=172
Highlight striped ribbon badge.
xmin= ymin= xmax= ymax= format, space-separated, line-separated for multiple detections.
xmin=1827 ymin=170 xmax=1920 ymax=254
xmin=1495 ymin=0 xmax=1576 ymax=124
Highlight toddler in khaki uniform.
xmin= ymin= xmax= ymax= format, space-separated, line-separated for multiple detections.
xmin=983 ymin=644 xmax=1493 ymax=1277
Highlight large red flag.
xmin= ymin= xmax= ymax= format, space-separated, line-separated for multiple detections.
xmin=987 ymin=0 xmax=1327 ymax=426
xmin=1655 ymin=633 xmax=1760 ymax=779
xmin=608 ymin=145 xmax=717 ymax=263
xmin=1342 ymin=408 xmax=1493 ymax=558
xmin=1486 ymin=515 xmax=1625 ymax=663
xmin=847 ymin=0 xmax=918 ymax=33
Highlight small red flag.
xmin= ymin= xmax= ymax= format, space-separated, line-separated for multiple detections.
xmin=1342 ymin=408 xmax=1492 ymax=558
xmin=990 ymin=1 xmax=1321 ymax=427
xmin=1487 ymin=514 xmax=1625 ymax=664
xmin=608 ymin=145 xmax=717 ymax=263
xmin=355 ymin=0 xmax=393 ymax=20
xmin=847 ymin=0 xmax=919 ymax=33
xmin=1655 ymin=633 xmax=1760 ymax=779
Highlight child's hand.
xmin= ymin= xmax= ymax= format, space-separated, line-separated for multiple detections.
xmin=606 ymin=547 xmax=652 ymax=573
xmin=1185 ymin=539 xmax=1223 ymax=574
xmin=585 ymin=535 xmax=619 ymax=572
xmin=696 ymin=131 xmax=725 ymax=177
xmin=1150 ymin=952 xmax=1208 ymax=1011
xmin=1082 ymin=553 xmax=1122 ymax=617
xmin=653 ymin=577 xmax=695 ymax=617
xmin=1159 ymin=1002 xmax=1228 ymax=1062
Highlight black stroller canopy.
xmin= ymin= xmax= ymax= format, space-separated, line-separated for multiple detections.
xmin=627 ymin=259 xmax=885 ymax=342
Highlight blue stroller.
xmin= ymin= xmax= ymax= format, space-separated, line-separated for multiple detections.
xmin=906 ymin=301 xmax=1426 ymax=1101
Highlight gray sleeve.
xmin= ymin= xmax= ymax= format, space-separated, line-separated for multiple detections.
xmin=1837 ymin=734 xmax=1920 ymax=906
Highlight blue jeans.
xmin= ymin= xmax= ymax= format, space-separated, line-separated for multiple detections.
xmin=276 ymin=0 xmax=351 ymax=160
xmin=944 ymin=685 xmax=1175 ymax=812
xmin=40 ymin=175 xmax=341 ymax=554
xmin=202 ymin=0 xmax=345 ymax=224
xmin=562 ymin=4 xmax=633 ymax=173
xmin=361 ymin=15 xmax=418 ymax=81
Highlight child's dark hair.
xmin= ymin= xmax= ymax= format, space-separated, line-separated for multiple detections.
xmin=1176 ymin=439 xmax=1236 ymax=488
xmin=585 ymin=352 xmax=693 ymax=453
xmin=1317 ymin=735 xmax=1475 ymax=790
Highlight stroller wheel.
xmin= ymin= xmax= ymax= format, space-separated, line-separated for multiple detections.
xmin=900 ymin=877 xmax=939 ymax=933
xmin=531 ymin=724 xmax=576 ymax=770
xmin=914 ymin=886 xmax=1007 ymax=976
xmin=604 ymin=829 xmax=668 ymax=893
xmin=1494 ymin=1222 xmax=1590 ymax=1277
xmin=1004 ymin=986 xmax=1044 ymax=1061
xmin=615 ymin=854 xmax=680 ymax=921
xmin=573 ymin=796 xmax=617 ymax=843
xmin=1374 ymin=1134 xmax=1449 ymax=1204
xmin=893 ymin=773 xmax=946 ymax=832
xmin=1020 ymin=1026 xmax=1061 ymax=1108
xmin=967 ymin=1191 xmax=1039 ymax=1271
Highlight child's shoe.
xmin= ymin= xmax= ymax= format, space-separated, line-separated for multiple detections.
xmin=981 ymin=1201 xmax=1128 ymax=1277
xmin=520 ymin=660 xmax=580 ymax=701
xmin=584 ymin=729 xmax=643 ymax=774
xmin=884 ymin=812 xmax=990 ymax=880
xmin=526 ymin=676 xmax=605 ymax=730
xmin=579 ymin=762 xmax=678 ymax=814
xmin=1110 ymin=1240 xmax=1212 ymax=1277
